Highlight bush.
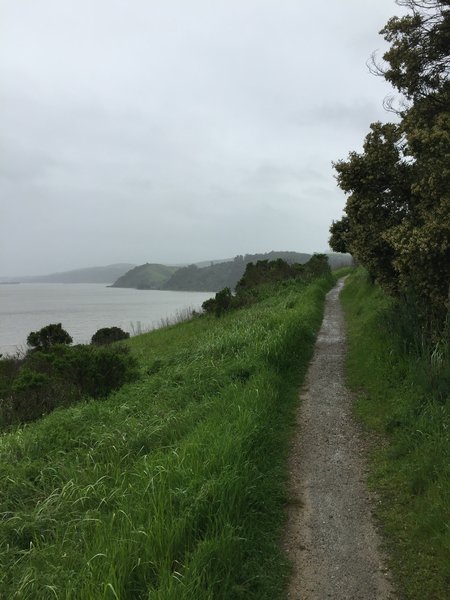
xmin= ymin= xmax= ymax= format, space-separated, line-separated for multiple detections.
xmin=91 ymin=326 xmax=130 ymax=345
xmin=63 ymin=344 xmax=139 ymax=398
xmin=27 ymin=323 xmax=72 ymax=351
xmin=0 ymin=342 xmax=139 ymax=428
xmin=202 ymin=255 xmax=332 ymax=318
xmin=202 ymin=287 xmax=234 ymax=316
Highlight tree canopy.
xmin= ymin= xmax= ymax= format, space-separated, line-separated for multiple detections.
xmin=330 ymin=0 xmax=450 ymax=326
xmin=27 ymin=323 xmax=73 ymax=351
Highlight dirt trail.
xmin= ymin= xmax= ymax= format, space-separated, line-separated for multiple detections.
xmin=284 ymin=278 xmax=394 ymax=600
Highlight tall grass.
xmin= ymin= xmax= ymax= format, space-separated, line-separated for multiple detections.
xmin=0 ymin=274 xmax=334 ymax=599
xmin=341 ymin=269 xmax=450 ymax=600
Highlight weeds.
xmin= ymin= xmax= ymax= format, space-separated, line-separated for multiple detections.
xmin=342 ymin=268 xmax=450 ymax=599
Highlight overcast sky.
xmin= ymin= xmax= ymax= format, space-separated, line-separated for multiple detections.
xmin=1 ymin=0 xmax=404 ymax=276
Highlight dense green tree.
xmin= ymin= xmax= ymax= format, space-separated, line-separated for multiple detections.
xmin=329 ymin=216 xmax=351 ymax=254
xmin=380 ymin=0 xmax=450 ymax=101
xmin=333 ymin=122 xmax=414 ymax=292
xmin=27 ymin=323 xmax=72 ymax=351
xmin=91 ymin=326 xmax=130 ymax=346
xmin=331 ymin=0 xmax=450 ymax=324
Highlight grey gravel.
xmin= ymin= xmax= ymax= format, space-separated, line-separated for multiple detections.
xmin=283 ymin=278 xmax=395 ymax=600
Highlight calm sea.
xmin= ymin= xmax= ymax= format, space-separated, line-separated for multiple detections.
xmin=0 ymin=284 xmax=213 ymax=356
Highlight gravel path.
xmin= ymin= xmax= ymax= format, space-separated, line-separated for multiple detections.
xmin=284 ymin=278 xmax=394 ymax=600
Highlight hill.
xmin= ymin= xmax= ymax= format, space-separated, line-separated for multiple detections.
xmin=161 ymin=251 xmax=312 ymax=292
xmin=111 ymin=263 xmax=179 ymax=289
xmin=9 ymin=264 xmax=135 ymax=284
xmin=0 ymin=270 xmax=336 ymax=598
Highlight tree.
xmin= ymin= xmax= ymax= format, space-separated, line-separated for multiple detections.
xmin=333 ymin=122 xmax=414 ymax=293
xmin=329 ymin=216 xmax=351 ymax=254
xmin=202 ymin=287 xmax=234 ymax=316
xmin=379 ymin=0 xmax=450 ymax=102
xmin=91 ymin=327 xmax=130 ymax=346
xmin=331 ymin=0 xmax=450 ymax=325
xmin=381 ymin=1 xmax=450 ymax=319
xmin=27 ymin=323 xmax=73 ymax=351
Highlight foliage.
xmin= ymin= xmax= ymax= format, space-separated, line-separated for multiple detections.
xmin=202 ymin=287 xmax=234 ymax=316
xmin=0 ymin=275 xmax=334 ymax=599
xmin=26 ymin=322 xmax=73 ymax=351
xmin=49 ymin=344 xmax=139 ymax=398
xmin=342 ymin=269 xmax=450 ymax=599
xmin=236 ymin=259 xmax=301 ymax=292
xmin=202 ymin=255 xmax=331 ymax=317
xmin=91 ymin=326 xmax=130 ymax=345
xmin=331 ymin=0 xmax=450 ymax=329
xmin=0 ymin=337 xmax=139 ymax=427
xmin=329 ymin=216 xmax=351 ymax=254
xmin=162 ymin=251 xmax=312 ymax=292
xmin=302 ymin=253 xmax=332 ymax=279
xmin=380 ymin=0 xmax=450 ymax=101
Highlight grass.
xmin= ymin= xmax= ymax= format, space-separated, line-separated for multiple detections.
xmin=0 ymin=274 xmax=335 ymax=599
xmin=341 ymin=268 xmax=450 ymax=600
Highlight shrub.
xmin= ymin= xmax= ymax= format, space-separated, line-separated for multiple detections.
xmin=8 ymin=368 xmax=80 ymax=423
xmin=27 ymin=323 xmax=72 ymax=351
xmin=203 ymin=255 xmax=332 ymax=318
xmin=91 ymin=326 xmax=130 ymax=345
xmin=0 ymin=342 xmax=139 ymax=428
xmin=202 ymin=287 xmax=234 ymax=316
xmin=65 ymin=344 xmax=139 ymax=398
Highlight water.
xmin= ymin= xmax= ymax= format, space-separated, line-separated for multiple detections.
xmin=0 ymin=284 xmax=213 ymax=356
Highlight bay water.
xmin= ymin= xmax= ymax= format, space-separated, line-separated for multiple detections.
xmin=0 ymin=283 xmax=213 ymax=356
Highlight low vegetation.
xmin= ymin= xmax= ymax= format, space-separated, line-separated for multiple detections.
xmin=0 ymin=270 xmax=335 ymax=599
xmin=0 ymin=325 xmax=138 ymax=428
xmin=202 ymin=254 xmax=331 ymax=316
xmin=342 ymin=269 xmax=450 ymax=599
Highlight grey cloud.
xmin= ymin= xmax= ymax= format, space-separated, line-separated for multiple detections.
xmin=1 ymin=0 xmax=402 ymax=275
xmin=307 ymin=100 xmax=383 ymax=129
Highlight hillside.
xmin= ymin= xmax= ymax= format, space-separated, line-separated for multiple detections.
xmin=108 ymin=252 xmax=353 ymax=292
xmin=0 ymin=272 xmax=335 ymax=598
xmin=9 ymin=264 xmax=135 ymax=284
xmin=111 ymin=263 xmax=178 ymax=289
xmin=162 ymin=251 xmax=312 ymax=292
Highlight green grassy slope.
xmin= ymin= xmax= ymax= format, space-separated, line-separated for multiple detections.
xmin=0 ymin=274 xmax=334 ymax=599
xmin=341 ymin=269 xmax=450 ymax=600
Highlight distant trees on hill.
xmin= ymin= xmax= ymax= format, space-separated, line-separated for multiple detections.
xmin=162 ymin=252 xmax=311 ymax=292
xmin=111 ymin=253 xmax=352 ymax=293
xmin=112 ymin=263 xmax=178 ymax=289
xmin=202 ymin=255 xmax=331 ymax=316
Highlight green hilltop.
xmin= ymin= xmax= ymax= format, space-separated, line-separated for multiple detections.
xmin=111 ymin=263 xmax=179 ymax=289
xmin=111 ymin=252 xmax=353 ymax=292
xmin=161 ymin=251 xmax=312 ymax=292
